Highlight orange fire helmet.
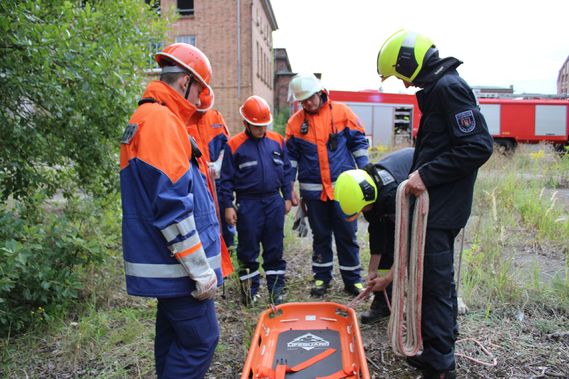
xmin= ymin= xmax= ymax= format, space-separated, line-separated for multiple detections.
xmin=155 ymin=43 xmax=212 ymax=85
xmin=155 ymin=43 xmax=214 ymax=111
xmin=239 ymin=96 xmax=272 ymax=126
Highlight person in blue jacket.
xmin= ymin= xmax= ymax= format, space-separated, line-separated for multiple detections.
xmin=377 ymin=30 xmax=493 ymax=379
xmin=286 ymin=73 xmax=370 ymax=297
xmin=120 ymin=43 xmax=224 ymax=379
xmin=220 ymin=96 xmax=292 ymax=306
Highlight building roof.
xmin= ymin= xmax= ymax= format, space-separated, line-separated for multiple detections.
xmin=262 ymin=0 xmax=278 ymax=30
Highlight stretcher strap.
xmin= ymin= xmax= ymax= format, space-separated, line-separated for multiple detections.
xmin=273 ymin=348 xmax=336 ymax=379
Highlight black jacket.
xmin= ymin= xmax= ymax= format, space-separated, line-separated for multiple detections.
xmin=413 ymin=57 xmax=493 ymax=229
xmin=363 ymin=147 xmax=414 ymax=256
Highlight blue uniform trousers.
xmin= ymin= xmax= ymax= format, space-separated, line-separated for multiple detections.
xmin=305 ymin=198 xmax=361 ymax=285
xmin=420 ymin=228 xmax=460 ymax=372
xmin=155 ymin=296 xmax=219 ymax=379
xmin=236 ymin=193 xmax=286 ymax=295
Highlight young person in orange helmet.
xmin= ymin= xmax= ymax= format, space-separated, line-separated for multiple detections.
xmin=377 ymin=30 xmax=493 ymax=379
xmin=220 ymin=96 xmax=292 ymax=306
xmin=120 ymin=43 xmax=223 ymax=378
xmin=286 ymin=73 xmax=370 ymax=297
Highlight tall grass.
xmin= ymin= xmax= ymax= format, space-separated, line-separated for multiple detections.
xmin=462 ymin=145 xmax=569 ymax=312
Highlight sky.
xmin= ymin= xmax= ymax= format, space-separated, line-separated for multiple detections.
xmin=271 ymin=0 xmax=569 ymax=95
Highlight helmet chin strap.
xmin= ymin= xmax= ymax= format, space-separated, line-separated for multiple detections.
xmin=184 ymin=75 xmax=195 ymax=100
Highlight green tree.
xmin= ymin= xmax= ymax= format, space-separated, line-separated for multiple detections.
xmin=0 ymin=0 xmax=167 ymax=201
xmin=0 ymin=0 xmax=168 ymax=336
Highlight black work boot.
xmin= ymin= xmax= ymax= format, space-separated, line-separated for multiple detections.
xmin=269 ymin=287 xmax=285 ymax=305
xmin=344 ymin=282 xmax=365 ymax=296
xmin=360 ymin=293 xmax=390 ymax=324
xmin=310 ymin=280 xmax=330 ymax=297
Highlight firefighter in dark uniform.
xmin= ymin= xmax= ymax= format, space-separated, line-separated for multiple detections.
xmin=335 ymin=147 xmax=415 ymax=324
xmin=376 ymin=30 xmax=494 ymax=379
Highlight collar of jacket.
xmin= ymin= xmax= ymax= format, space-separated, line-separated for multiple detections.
xmin=141 ymin=80 xmax=198 ymax=123
xmin=413 ymin=56 xmax=462 ymax=88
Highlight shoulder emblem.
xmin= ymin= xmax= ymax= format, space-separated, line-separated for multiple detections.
xmin=120 ymin=123 xmax=139 ymax=144
xmin=455 ymin=110 xmax=476 ymax=134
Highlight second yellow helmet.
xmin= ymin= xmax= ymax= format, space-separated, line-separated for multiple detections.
xmin=334 ymin=169 xmax=377 ymax=216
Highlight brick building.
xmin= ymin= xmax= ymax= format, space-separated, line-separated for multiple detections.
xmin=273 ymin=48 xmax=295 ymax=115
xmin=154 ymin=0 xmax=278 ymax=134
xmin=558 ymin=55 xmax=569 ymax=96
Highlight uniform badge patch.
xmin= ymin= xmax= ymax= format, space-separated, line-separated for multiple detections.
xmin=455 ymin=110 xmax=476 ymax=133
xmin=121 ymin=123 xmax=139 ymax=144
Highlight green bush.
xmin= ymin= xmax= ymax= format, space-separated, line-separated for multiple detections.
xmin=0 ymin=195 xmax=121 ymax=337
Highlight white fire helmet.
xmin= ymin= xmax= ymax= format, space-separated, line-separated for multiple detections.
xmin=288 ymin=73 xmax=323 ymax=102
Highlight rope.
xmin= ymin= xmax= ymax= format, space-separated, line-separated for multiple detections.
xmin=387 ymin=180 xmax=429 ymax=357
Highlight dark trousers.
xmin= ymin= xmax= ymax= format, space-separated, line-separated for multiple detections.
xmin=236 ymin=194 xmax=286 ymax=294
xmin=305 ymin=198 xmax=361 ymax=285
xmin=420 ymin=228 xmax=460 ymax=372
xmin=155 ymin=296 xmax=219 ymax=379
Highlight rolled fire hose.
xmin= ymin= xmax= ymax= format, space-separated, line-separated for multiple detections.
xmin=387 ymin=179 xmax=429 ymax=357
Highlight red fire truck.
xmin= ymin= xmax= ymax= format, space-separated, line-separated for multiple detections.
xmin=329 ymin=90 xmax=569 ymax=152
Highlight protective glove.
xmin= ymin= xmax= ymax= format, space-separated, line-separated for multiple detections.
xmin=191 ymin=268 xmax=218 ymax=301
xmin=292 ymin=205 xmax=309 ymax=238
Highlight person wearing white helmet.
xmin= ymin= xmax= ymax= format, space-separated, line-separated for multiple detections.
xmin=377 ymin=30 xmax=493 ymax=379
xmin=285 ymin=73 xmax=370 ymax=297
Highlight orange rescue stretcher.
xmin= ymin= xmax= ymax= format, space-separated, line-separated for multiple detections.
xmin=241 ymin=302 xmax=370 ymax=379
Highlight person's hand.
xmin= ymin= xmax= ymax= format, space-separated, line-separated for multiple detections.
xmin=284 ymin=200 xmax=292 ymax=215
xmin=405 ymin=170 xmax=427 ymax=197
xmin=368 ymin=276 xmax=392 ymax=292
xmin=224 ymin=207 xmax=237 ymax=225
xmin=368 ymin=269 xmax=393 ymax=292
xmin=366 ymin=272 xmax=378 ymax=287
xmin=191 ymin=268 xmax=217 ymax=300
xmin=291 ymin=190 xmax=299 ymax=207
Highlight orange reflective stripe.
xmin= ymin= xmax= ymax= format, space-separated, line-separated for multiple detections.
xmin=220 ymin=238 xmax=234 ymax=277
xmin=174 ymin=241 xmax=203 ymax=258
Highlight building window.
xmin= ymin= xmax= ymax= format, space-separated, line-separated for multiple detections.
xmin=175 ymin=35 xmax=196 ymax=46
xmin=177 ymin=0 xmax=194 ymax=16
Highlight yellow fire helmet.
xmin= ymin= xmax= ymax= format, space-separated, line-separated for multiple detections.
xmin=334 ymin=169 xmax=377 ymax=216
xmin=376 ymin=29 xmax=436 ymax=83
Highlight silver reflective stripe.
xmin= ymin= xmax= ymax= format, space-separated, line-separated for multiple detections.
xmin=312 ymin=261 xmax=333 ymax=268
xmin=339 ymin=264 xmax=361 ymax=271
xmin=290 ymin=160 xmax=298 ymax=168
xmin=124 ymin=261 xmax=187 ymax=278
xmin=179 ymin=248 xmax=209 ymax=277
xmin=170 ymin=232 xmax=201 ymax=254
xmin=300 ymin=182 xmax=323 ymax=191
xmin=239 ymin=161 xmax=258 ymax=169
xmin=273 ymin=159 xmax=284 ymax=165
xmin=352 ymin=149 xmax=368 ymax=158
xmin=378 ymin=169 xmax=395 ymax=186
xmin=240 ymin=270 xmax=260 ymax=281
xmin=161 ymin=215 xmax=197 ymax=243
xmin=265 ymin=270 xmax=286 ymax=276
xmin=402 ymin=31 xmax=417 ymax=48
xmin=208 ymin=254 xmax=221 ymax=270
